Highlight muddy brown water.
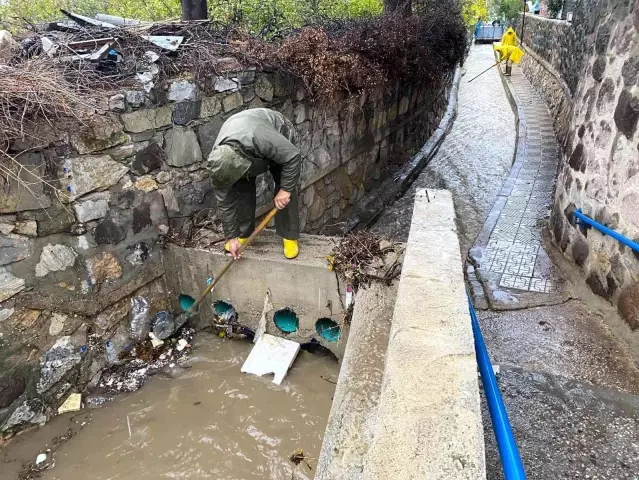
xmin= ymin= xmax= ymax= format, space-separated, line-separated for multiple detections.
xmin=1 ymin=333 xmax=338 ymax=480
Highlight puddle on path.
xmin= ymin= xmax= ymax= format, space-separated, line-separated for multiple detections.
xmin=1 ymin=333 xmax=338 ymax=480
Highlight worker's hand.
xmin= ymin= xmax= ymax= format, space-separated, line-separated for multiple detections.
xmin=228 ymin=238 xmax=242 ymax=259
xmin=274 ymin=189 xmax=291 ymax=210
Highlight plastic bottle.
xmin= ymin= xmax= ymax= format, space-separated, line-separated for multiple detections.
xmin=105 ymin=340 xmax=119 ymax=364
xmin=130 ymin=297 xmax=151 ymax=342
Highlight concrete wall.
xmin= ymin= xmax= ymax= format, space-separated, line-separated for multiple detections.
xmin=162 ymin=232 xmax=347 ymax=358
xmin=0 ymin=60 xmax=453 ymax=434
xmin=518 ymin=2 xmax=639 ymax=332
xmin=361 ymin=189 xmax=485 ymax=479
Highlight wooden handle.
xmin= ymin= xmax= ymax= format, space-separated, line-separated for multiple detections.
xmin=187 ymin=207 xmax=279 ymax=315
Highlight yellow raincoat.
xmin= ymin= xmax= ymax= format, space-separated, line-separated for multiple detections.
xmin=493 ymin=27 xmax=525 ymax=64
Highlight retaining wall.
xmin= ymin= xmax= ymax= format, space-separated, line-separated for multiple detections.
xmin=518 ymin=2 xmax=639 ymax=332
xmin=0 ymin=58 xmax=453 ymax=434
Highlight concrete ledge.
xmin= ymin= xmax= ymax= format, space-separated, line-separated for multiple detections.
xmin=362 ymin=189 xmax=486 ymax=479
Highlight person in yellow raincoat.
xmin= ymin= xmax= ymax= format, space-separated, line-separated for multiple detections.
xmin=493 ymin=27 xmax=524 ymax=76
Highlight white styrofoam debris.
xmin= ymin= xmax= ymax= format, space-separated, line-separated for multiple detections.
xmin=241 ymin=334 xmax=300 ymax=385
xmin=57 ymin=393 xmax=82 ymax=415
xmin=35 ymin=453 xmax=47 ymax=465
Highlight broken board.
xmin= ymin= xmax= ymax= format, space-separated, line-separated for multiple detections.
xmin=241 ymin=334 xmax=300 ymax=385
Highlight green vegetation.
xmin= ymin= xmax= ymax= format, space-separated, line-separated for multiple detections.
xmin=497 ymin=0 xmax=524 ymax=25
xmin=546 ymin=0 xmax=563 ymax=18
xmin=0 ymin=0 xmax=383 ymax=33
xmin=462 ymin=0 xmax=488 ymax=26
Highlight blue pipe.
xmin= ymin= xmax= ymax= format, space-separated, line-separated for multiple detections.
xmin=573 ymin=209 xmax=639 ymax=253
xmin=467 ymin=294 xmax=527 ymax=480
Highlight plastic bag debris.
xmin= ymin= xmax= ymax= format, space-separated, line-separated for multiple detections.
xmin=130 ymin=296 xmax=151 ymax=342
xmin=152 ymin=311 xmax=175 ymax=340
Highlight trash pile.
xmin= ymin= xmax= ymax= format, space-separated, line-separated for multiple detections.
xmin=0 ymin=11 xmax=248 ymax=146
xmin=328 ymin=231 xmax=403 ymax=288
xmin=99 ymin=325 xmax=196 ymax=394
xmin=96 ymin=296 xmax=198 ymax=395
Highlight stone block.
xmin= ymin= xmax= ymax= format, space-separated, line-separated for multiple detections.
xmin=197 ymin=117 xmax=225 ymax=159
xmin=87 ymin=252 xmax=122 ymax=285
xmin=0 ymin=30 xmax=18 ymax=64
xmin=94 ymin=209 xmax=131 ymax=245
xmin=592 ymin=56 xmax=606 ymax=82
xmin=234 ymin=69 xmax=256 ymax=85
xmin=214 ymin=77 xmax=238 ymax=92
xmin=135 ymin=176 xmax=158 ymax=192
xmin=17 ymin=205 xmax=75 ymax=237
xmin=254 ymin=76 xmax=274 ymax=102
xmin=622 ymin=56 xmax=639 ymax=86
xmin=60 ymin=155 xmax=128 ymax=202
xmin=614 ymin=89 xmax=639 ymax=138
xmin=200 ymin=96 xmax=222 ymax=118
xmin=0 ymin=234 xmax=33 ymax=266
xmin=159 ymin=178 xmax=214 ymax=218
xmin=168 ymin=80 xmax=197 ymax=102
xmin=0 ymin=267 xmax=25 ymax=302
xmin=130 ymin=141 xmax=165 ymax=175
xmin=35 ymin=244 xmax=77 ymax=277
xmin=619 ymin=282 xmax=639 ymax=329
xmin=249 ymin=97 xmax=265 ymax=109
xmin=621 ymin=191 xmax=639 ymax=226
xmin=165 ymin=127 xmax=202 ymax=167
xmin=121 ymin=106 xmax=172 ymax=133
xmin=72 ymin=192 xmax=110 ymax=223
xmin=125 ymin=90 xmax=146 ymax=108
xmin=172 ymin=100 xmax=201 ymax=126
xmin=14 ymin=221 xmax=37 ymax=237
xmin=0 ymin=152 xmax=52 ymax=214
xmin=222 ymin=92 xmax=243 ymax=112
xmin=572 ymin=235 xmax=589 ymax=267
xmin=108 ymin=94 xmax=125 ymax=112
xmin=70 ymin=114 xmax=127 ymax=155
xmin=36 ymin=336 xmax=82 ymax=394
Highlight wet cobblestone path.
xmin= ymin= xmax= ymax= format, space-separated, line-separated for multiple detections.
xmin=373 ymin=45 xmax=639 ymax=480
xmin=468 ymin=65 xmax=567 ymax=309
xmin=371 ymin=45 xmax=515 ymax=254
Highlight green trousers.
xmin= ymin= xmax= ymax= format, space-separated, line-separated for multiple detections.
xmin=233 ymin=164 xmax=300 ymax=240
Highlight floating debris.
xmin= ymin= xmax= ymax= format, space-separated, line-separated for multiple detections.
xmin=98 ymin=327 xmax=195 ymax=394
xmin=57 ymin=393 xmax=82 ymax=415
xmin=289 ymin=449 xmax=312 ymax=470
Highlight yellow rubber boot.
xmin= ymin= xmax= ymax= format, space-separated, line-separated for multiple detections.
xmin=224 ymin=237 xmax=248 ymax=252
xmin=283 ymin=239 xmax=299 ymax=259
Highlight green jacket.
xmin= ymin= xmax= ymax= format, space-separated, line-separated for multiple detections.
xmin=205 ymin=108 xmax=301 ymax=239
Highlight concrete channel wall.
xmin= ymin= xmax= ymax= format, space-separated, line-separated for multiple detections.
xmin=317 ymin=189 xmax=486 ymax=479
xmin=162 ymin=232 xmax=348 ymax=358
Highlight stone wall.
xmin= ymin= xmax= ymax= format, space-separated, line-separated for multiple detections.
xmin=519 ymin=1 xmax=639 ymax=330
xmin=0 ymin=62 xmax=452 ymax=434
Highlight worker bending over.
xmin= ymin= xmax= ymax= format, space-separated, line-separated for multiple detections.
xmin=206 ymin=108 xmax=301 ymax=260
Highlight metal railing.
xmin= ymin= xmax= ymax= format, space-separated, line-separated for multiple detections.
xmin=467 ymin=294 xmax=527 ymax=480
xmin=573 ymin=209 xmax=639 ymax=253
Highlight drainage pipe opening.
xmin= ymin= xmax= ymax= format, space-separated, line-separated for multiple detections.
xmin=315 ymin=318 xmax=341 ymax=342
xmin=273 ymin=308 xmax=299 ymax=334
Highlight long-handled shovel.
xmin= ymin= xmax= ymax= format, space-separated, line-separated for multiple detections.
xmin=155 ymin=207 xmax=279 ymax=339
xmin=467 ymin=60 xmax=502 ymax=83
